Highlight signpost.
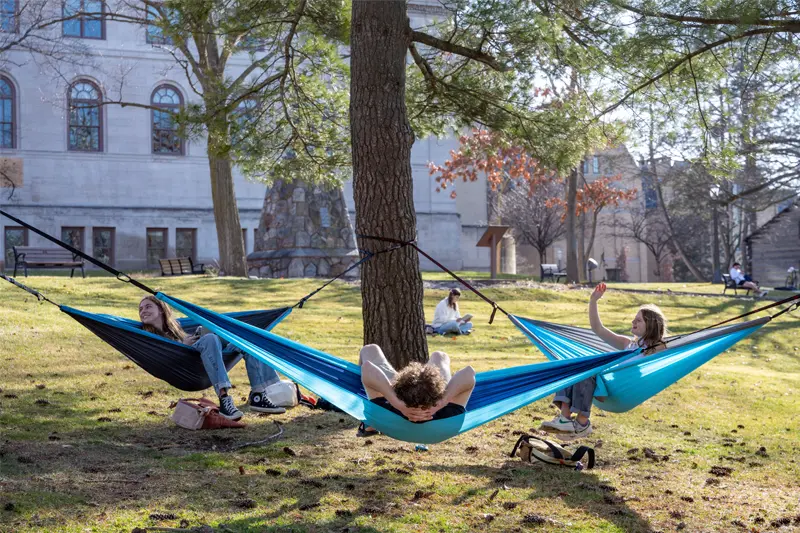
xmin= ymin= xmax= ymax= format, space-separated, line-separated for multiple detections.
xmin=476 ymin=226 xmax=509 ymax=279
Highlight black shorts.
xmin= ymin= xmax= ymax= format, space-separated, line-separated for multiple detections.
xmin=370 ymin=397 xmax=466 ymax=422
xmin=737 ymin=280 xmax=746 ymax=286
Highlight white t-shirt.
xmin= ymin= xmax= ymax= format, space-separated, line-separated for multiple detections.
xmin=432 ymin=297 xmax=460 ymax=328
xmin=729 ymin=267 xmax=744 ymax=284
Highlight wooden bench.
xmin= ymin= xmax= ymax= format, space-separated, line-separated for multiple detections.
xmin=13 ymin=246 xmax=85 ymax=278
xmin=722 ymin=273 xmax=751 ymax=296
xmin=541 ymin=263 xmax=567 ymax=283
xmin=158 ymin=257 xmax=205 ymax=276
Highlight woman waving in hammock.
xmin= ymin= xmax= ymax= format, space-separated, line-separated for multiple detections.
xmin=138 ymin=296 xmax=286 ymax=421
xmin=540 ymin=283 xmax=668 ymax=440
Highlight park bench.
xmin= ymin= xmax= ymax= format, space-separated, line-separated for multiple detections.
xmin=13 ymin=246 xmax=85 ymax=278
xmin=541 ymin=263 xmax=567 ymax=283
xmin=721 ymin=273 xmax=751 ymax=296
xmin=158 ymin=257 xmax=205 ymax=276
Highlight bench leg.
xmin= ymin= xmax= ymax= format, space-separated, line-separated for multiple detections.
xmin=70 ymin=268 xmax=74 ymax=279
xmin=13 ymin=264 xmax=17 ymax=277
xmin=81 ymin=266 xmax=86 ymax=278
xmin=24 ymin=265 xmax=28 ymax=277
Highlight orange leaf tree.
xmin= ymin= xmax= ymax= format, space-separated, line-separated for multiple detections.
xmin=430 ymin=129 xmax=636 ymax=273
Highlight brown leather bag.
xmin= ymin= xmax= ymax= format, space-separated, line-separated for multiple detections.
xmin=170 ymin=398 xmax=246 ymax=430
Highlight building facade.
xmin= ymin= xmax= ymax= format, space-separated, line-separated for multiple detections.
xmin=0 ymin=1 xmax=491 ymax=274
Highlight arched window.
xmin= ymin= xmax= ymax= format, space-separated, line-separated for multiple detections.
xmin=151 ymin=85 xmax=183 ymax=154
xmin=0 ymin=76 xmax=15 ymax=148
xmin=68 ymin=80 xmax=102 ymax=152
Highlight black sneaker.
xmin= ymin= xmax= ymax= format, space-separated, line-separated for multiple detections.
xmin=248 ymin=391 xmax=286 ymax=414
xmin=218 ymin=394 xmax=244 ymax=420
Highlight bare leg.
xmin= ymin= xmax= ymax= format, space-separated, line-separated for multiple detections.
xmin=359 ymin=344 xmax=397 ymax=399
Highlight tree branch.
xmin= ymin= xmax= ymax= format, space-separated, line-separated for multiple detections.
xmin=410 ymin=30 xmax=508 ymax=71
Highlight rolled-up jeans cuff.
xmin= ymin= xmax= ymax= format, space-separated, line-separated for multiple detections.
xmin=214 ymin=381 xmax=233 ymax=397
xmin=570 ymin=406 xmax=592 ymax=418
xmin=553 ymin=394 xmax=570 ymax=405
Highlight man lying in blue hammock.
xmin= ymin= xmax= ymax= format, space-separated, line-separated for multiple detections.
xmin=540 ymin=282 xmax=668 ymax=440
xmin=356 ymin=344 xmax=476 ymax=437
xmin=138 ymin=296 xmax=286 ymax=420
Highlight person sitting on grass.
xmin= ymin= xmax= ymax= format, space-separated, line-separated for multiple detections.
xmin=356 ymin=344 xmax=476 ymax=437
xmin=729 ymin=262 xmax=768 ymax=298
xmin=540 ymin=282 xmax=668 ymax=440
xmin=431 ymin=288 xmax=473 ymax=335
xmin=138 ymin=296 xmax=285 ymax=420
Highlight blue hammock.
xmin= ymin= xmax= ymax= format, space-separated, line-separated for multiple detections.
xmin=509 ymin=314 xmax=769 ymax=412
xmin=61 ymin=305 xmax=291 ymax=391
xmin=156 ymin=293 xmax=681 ymax=444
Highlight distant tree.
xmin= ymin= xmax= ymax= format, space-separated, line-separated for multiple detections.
xmin=500 ymin=179 xmax=565 ymax=266
xmin=617 ymin=202 xmax=674 ymax=280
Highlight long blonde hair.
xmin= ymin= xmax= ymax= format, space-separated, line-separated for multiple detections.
xmin=637 ymin=304 xmax=668 ymax=353
xmin=140 ymin=296 xmax=187 ymax=341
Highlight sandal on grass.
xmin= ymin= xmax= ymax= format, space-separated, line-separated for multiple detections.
xmin=356 ymin=421 xmax=380 ymax=438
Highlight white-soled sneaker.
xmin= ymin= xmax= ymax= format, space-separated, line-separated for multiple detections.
xmin=218 ymin=394 xmax=244 ymax=420
xmin=540 ymin=415 xmax=575 ymax=433
xmin=248 ymin=391 xmax=286 ymax=414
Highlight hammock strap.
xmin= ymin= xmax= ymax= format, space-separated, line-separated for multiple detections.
xmin=294 ymin=249 xmax=376 ymax=309
xmin=0 ymin=210 xmax=157 ymax=295
xmin=357 ymin=234 xmax=509 ymax=324
xmin=666 ymin=293 xmax=800 ymax=344
xmin=0 ymin=274 xmax=60 ymax=306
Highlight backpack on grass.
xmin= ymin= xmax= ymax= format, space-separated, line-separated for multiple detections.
xmin=170 ymin=398 xmax=246 ymax=430
xmin=510 ymin=434 xmax=595 ymax=471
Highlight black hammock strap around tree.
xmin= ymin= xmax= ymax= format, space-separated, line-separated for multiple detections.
xmin=0 ymin=210 xmax=377 ymax=391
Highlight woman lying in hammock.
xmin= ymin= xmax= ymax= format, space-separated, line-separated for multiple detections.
xmin=356 ymin=344 xmax=476 ymax=437
xmin=540 ymin=282 xmax=668 ymax=440
xmin=138 ymin=296 xmax=285 ymax=421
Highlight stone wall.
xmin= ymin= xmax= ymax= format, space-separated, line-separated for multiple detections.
xmin=247 ymin=180 xmax=360 ymax=278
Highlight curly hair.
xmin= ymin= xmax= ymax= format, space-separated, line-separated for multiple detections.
xmin=392 ymin=362 xmax=446 ymax=409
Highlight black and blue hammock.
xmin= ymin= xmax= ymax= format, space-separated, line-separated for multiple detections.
xmin=1 ymin=273 xmax=290 ymax=391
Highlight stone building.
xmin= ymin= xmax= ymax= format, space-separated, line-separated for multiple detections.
xmin=0 ymin=0 xmax=491 ymax=274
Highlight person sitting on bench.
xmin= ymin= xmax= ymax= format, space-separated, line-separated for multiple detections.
xmin=356 ymin=344 xmax=475 ymax=437
xmin=138 ymin=296 xmax=286 ymax=420
xmin=729 ymin=262 xmax=767 ymax=298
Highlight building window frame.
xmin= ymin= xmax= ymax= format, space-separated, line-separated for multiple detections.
xmin=0 ymin=74 xmax=15 ymax=148
xmin=92 ymin=227 xmax=114 ymax=266
xmin=175 ymin=228 xmax=196 ymax=260
xmin=3 ymin=225 xmax=27 ymax=270
xmin=146 ymin=227 xmax=168 ymax=267
xmin=592 ymin=156 xmax=599 ymax=174
xmin=62 ymin=0 xmax=105 ymax=40
xmin=145 ymin=3 xmax=173 ymax=45
xmin=151 ymin=84 xmax=184 ymax=155
xmin=0 ymin=0 xmax=18 ymax=33
xmin=60 ymin=226 xmax=85 ymax=252
xmin=68 ymin=79 xmax=103 ymax=152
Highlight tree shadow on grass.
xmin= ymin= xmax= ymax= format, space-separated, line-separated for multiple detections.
xmin=423 ymin=460 xmax=659 ymax=533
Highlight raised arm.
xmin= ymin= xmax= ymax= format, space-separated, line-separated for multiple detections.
xmin=589 ymin=283 xmax=632 ymax=351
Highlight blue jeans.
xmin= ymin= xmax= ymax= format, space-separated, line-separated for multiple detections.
xmin=554 ymin=376 xmax=597 ymax=418
xmin=435 ymin=320 xmax=473 ymax=335
xmin=193 ymin=334 xmax=280 ymax=396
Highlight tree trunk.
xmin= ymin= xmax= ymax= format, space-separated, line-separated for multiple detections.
xmin=711 ymin=205 xmax=721 ymax=283
xmin=351 ymin=0 xmax=427 ymax=369
xmin=578 ymin=211 xmax=586 ymax=282
xmin=584 ymin=210 xmax=599 ymax=271
xmin=565 ymin=168 xmax=579 ymax=283
xmin=208 ymin=153 xmax=247 ymax=276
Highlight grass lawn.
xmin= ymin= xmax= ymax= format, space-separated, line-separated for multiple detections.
xmin=1 ymin=275 xmax=799 ymax=533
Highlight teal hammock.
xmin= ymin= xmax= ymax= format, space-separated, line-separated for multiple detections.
xmin=509 ymin=314 xmax=772 ymax=412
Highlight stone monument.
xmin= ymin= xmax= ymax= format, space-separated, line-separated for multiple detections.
xmin=246 ymin=179 xmax=360 ymax=278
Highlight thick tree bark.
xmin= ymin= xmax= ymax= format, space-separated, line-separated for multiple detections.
xmin=350 ymin=0 xmax=428 ymax=369
xmin=565 ymin=168 xmax=579 ymax=283
xmin=208 ymin=152 xmax=247 ymax=276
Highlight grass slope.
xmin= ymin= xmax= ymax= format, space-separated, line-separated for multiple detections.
xmin=0 ymin=276 xmax=798 ymax=533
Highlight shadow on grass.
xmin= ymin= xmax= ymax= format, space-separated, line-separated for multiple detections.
xmin=424 ymin=460 xmax=658 ymax=533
